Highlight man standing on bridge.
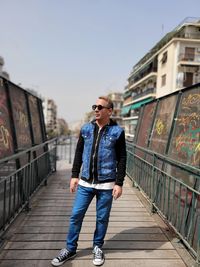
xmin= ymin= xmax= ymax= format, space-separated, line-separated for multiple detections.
xmin=51 ymin=96 xmax=126 ymax=266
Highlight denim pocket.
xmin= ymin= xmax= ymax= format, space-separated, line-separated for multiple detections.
xmin=103 ymin=134 xmax=116 ymax=148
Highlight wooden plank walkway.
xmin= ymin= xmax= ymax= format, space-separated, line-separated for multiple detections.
xmin=0 ymin=161 xmax=190 ymax=267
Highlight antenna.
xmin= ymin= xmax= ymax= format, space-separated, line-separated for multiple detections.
xmin=161 ymin=24 xmax=164 ymax=35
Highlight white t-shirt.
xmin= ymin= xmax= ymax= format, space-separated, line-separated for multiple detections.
xmin=79 ymin=179 xmax=115 ymax=190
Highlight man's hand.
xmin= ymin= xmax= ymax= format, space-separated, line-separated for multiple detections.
xmin=112 ymin=185 xmax=122 ymax=200
xmin=70 ymin=178 xmax=79 ymax=193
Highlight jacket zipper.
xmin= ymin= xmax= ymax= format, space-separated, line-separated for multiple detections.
xmin=92 ymin=128 xmax=101 ymax=183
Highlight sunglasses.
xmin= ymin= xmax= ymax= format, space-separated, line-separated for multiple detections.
xmin=92 ymin=104 xmax=110 ymax=111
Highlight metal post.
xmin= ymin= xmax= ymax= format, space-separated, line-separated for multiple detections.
xmin=195 ymin=214 xmax=200 ymax=266
xmin=151 ymin=154 xmax=157 ymax=213
xmin=54 ymin=138 xmax=58 ymax=172
xmin=69 ymin=135 xmax=72 ymax=164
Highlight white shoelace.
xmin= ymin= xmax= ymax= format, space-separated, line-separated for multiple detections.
xmin=94 ymin=247 xmax=103 ymax=259
xmin=58 ymin=249 xmax=69 ymax=260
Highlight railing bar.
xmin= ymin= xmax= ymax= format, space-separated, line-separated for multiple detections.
xmin=2 ymin=180 xmax=7 ymax=230
xmin=187 ymin=192 xmax=196 ymax=245
xmin=163 ymin=173 xmax=166 ymax=214
xmin=181 ymin=186 xmax=188 ymax=238
xmin=8 ymin=176 xmax=12 ymax=222
xmin=13 ymin=175 xmax=16 ymax=217
xmin=177 ymin=183 xmax=182 ymax=232
xmin=168 ymin=177 xmax=171 ymax=221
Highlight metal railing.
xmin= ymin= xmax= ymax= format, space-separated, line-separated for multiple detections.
xmin=56 ymin=135 xmax=77 ymax=163
xmin=0 ymin=135 xmax=77 ymax=238
xmin=0 ymin=138 xmax=57 ymax=237
xmin=126 ymin=142 xmax=200 ymax=265
xmin=178 ymin=53 xmax=200 ymax=62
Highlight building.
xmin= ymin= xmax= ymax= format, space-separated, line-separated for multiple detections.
xmin=108 ymin=92 xmax=123 ymax=126
xmin=84 ymin=92 xmax=123 ymax=126
xmin=43 ymin=98 xmax=58 ymax=138
xmin=0 ymin=56 xmax=10 ymax=80
xmin=122 ymin=17 xmax=200 ymax=141
xmin=57 ymin=118 xmax=69 ymax=136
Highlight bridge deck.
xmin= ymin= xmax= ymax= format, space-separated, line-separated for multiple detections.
xmin=0 ymin=161 xmax=190 ymax=266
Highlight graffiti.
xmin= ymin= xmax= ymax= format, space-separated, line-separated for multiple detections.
xmin=175 ymin=124 xmax=200 ymax=165
xmin=18 ymin=134 xmax=30 ymax=147
xmin=28 ymin=95 xmax=42 ymax=144
xmin=143 ymin=103 xmax=156 ymax=145
xmin=0 ymin=125 xmax=11 ymax=150
xmin=18 ymin=110 xmax=29 ymax=128
xmin=9 ymin=85 xmax=32 ymax=148
xmin=0 ymin=85 xmax=14 ymax=158
xmin=177 ymin=112 xmax=200 ymax=129
xmin=0 ymin=80 xmax=45 ymax=160
xmin=182 ymin=93 xmax=200 ymax=106
xmin=169 ymin=88 xmax=200 ymax=167
xmin=195 ymin=142 xmax=200 ymax=152
xmin=155 ymin=119 xmax=165 ymax=135
xmin=0 ymin=92 xmax=8 ymax=115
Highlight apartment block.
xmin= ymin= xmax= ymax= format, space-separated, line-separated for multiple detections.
xmin=108 ymin=92 xmax=123 ymax=126
xmin=122 ymin=17 xmax=200 ymax=141
xmin=43 ymin=98 xmax=57 ymax=136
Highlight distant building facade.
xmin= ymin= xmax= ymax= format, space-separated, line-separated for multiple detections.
xmin=83 ymin=92 xmax=123 ymax=126
xmin=0 ymin=56 xmax=10 ymax=80
xmin=108 ymin=92 xmax=123 ymax=126
xmin=43 ymin=98 xmax=58 ymax=137
xmin=122 ymin=17 xmax=200 ymax=141
xmin=57 ymin=118 xmax=69 ymax=136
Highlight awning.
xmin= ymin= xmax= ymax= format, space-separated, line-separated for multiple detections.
xmin=131 ymin=98 xmax=153 ymax=110
xmin=121 ymin=105 xmax=131 ymax=115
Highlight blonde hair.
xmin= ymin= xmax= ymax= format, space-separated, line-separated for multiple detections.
xmin=98 ymin=96 xmax=113 ymax=109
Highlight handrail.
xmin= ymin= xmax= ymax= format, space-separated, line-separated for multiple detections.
xmin=0 ymin=138 xmax=58 ymax=237
xmin=126 ymin=142 xmax=200 ymax=175
xmin=0 ymin=138 xmax=57 ymax=165
xmin=126 ymin=142 xmax=200 ymax=264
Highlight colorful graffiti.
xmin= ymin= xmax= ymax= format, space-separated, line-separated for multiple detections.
xmin=170 ymin=89 xmax=200 ymax=167
xmin=175 ymin=124 xmax=200 ymax=165
xmin=182 ymin=93 xmax=200 ymax=105
xmin=155 ymin=119 xmax=165 ymax=135
xmin=149 ymin=95 xmax=177 ymax=155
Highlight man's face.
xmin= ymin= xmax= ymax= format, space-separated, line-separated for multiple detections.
xmin=93 ymin=98 xmax=112 ymax=121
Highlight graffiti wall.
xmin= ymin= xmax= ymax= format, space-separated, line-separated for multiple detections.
xmin=133 ymin=83 xmax=200 ymax=190
xmin=0 ymin=80 xmax=14 ymax=158
xmin=0 ymin=77 xmax=46 ymax=161
xmin=168 ymin=87 xmax=200 ymax=167
xmin=149 ymin=95 xmax=177 ymax=154
xmin=134 ymin=84 xmax=200 ymax=169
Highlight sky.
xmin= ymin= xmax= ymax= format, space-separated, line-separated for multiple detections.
xmin=0 ymin=0 xmax=200 ymax=126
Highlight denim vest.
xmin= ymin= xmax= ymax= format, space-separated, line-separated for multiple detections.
xmin=81 ymin=122 xmax=123 ymax=182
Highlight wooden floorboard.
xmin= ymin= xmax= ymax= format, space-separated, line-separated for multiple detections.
xmin=0 ymin=161 xmax=188 ymax=266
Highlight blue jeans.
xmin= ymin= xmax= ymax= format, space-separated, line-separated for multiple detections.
xmin=66 ymin=185 xmax=113 ymax=252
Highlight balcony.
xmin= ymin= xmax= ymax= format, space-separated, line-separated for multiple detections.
xmin=178 ymin=53 xmax=200 ymax=64
xmin=129 ymin=72 xmax=157 ymax=90
xmin=177 ymin=31 xmax=200 ymax=39
xmin=176 ymin=71 xmax=200 ymax=88
xmin=129 ymin=67 xmax=157 ymax=87
xmin=132 ymin=87 xmax=156 ymax=101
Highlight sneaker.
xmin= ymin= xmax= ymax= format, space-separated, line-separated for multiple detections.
xmin=51 ymin=248 xmax=76 ymax=266
xmin=92 ymin=246 xmax=105 ymax=266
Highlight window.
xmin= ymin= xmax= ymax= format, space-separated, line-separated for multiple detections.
xmin=161 ymin=51 xmax=168 ymax=64
xmin=184 ymin=47 xmax=195 ymax=61
xmin=161 ymin=74 xmax=166 ymax=87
